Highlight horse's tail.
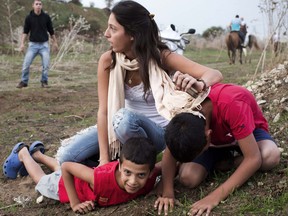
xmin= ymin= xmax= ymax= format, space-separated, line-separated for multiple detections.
xmin=249 ymin=35 xmax=260 ymax=50
xmin=254 ymin=39 xmax=260 ymax=50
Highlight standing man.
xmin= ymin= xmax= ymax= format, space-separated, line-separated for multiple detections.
xmin=17 ymin=0 xmax=58 ymax=88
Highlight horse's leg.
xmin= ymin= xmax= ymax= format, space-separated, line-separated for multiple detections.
xmin=243 ymin=48 xmax=247 ymax=63
xmin=239 ymin=48 xmax=243 ymax=64
xmin=232 ymin=49 xmax=236 ymax=64
xmin=228 ymin=50 xmax=232 ymax=64
xmin=248 ymin=47 xmax=253 ymax=63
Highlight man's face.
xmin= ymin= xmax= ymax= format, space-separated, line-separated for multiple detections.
xmin=33 ymin=1 xmax=42 ymax=14
xmin=118 ymin=159 xmax=151 ymax=194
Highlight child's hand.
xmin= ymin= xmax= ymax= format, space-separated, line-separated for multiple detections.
xmin=72 ymin=200 xmax=95 ymax=214
xmin=188 ymin=194 xmax=219 ymax=216
xmin=154 ymin=196 xmax=174 ymax=215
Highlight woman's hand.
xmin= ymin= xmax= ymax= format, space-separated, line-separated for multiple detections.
xmin=172 ymin=71 xmax=206 ymax=93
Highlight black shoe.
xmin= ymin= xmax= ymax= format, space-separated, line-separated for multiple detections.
xmin=41 ymin=81 xmax=49 ymax=88
xmin=16 ymin=81 xmax=28 ymax=88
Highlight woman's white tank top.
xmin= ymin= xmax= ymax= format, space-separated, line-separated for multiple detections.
xmin=125 ymin=83 xmax=169 ymax=128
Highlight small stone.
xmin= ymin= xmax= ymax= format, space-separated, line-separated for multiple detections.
xmin=280 ymin=97 xmax=288 ymax=103
xmin=257 ymin=100 xmax=266 ymax=105
xmin=36 ymin=195 xmax=44 ymax=204
xmin=272 ymin=113 xmax=281 ymax=123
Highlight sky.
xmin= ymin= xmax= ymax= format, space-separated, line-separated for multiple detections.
xmin=81 ymin=0 xmax=267 ymax=38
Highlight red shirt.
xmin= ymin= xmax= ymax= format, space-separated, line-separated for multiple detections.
xmin=58 ymin=161 xmax=159 ymax=206
xmin=208 ymin=83 xmax=268 ymax=145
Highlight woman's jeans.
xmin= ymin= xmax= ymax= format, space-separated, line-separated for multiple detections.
xmin=113 ymin=108 xmax=166 ymax=153
xmin=21 ymin=41 xmax=50 ymax=84
xmin=56 ymin=126 xmax=99 ymax=166
xmin=56 ymin=108 xmax=166 ymax=165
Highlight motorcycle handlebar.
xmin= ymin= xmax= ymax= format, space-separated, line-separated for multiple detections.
xmin=180 ymin=28 xmax=196 ymax=36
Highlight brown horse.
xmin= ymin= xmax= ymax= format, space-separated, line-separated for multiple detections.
xmin=225 ymin=32 xmax=243 ymax=64
xmin=243 ymin=34 xmax=260 ymax=63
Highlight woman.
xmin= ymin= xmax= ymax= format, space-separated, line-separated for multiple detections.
xmin=56 ymin=0 xmax=223 ymax=166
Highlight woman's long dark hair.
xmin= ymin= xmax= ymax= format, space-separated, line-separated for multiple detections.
xmin=110 ymin=0 xmax=169 ymax=98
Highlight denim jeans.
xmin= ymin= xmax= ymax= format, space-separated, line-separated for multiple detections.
xmin=21 ymin=41 xmax=50 ymax=84
xmin=113 ymin=108 xmax=166 ymax=153
xmin=56 ymin=108 xmax=166 ymax=165
xmin=56 ymin=126 xmax=99 ymax=165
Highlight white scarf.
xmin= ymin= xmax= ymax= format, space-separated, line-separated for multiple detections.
xmin=107 ymin=53 xmax=210 ymax=159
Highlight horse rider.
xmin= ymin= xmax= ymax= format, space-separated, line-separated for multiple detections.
xmin=230 ymin=15 xmax=245 ymax=47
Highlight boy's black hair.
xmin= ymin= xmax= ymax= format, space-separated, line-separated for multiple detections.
xmin=165 ymin=113 xmax=207 ymax=162
xmin=119 ymin=137 xmax=157 ymax=171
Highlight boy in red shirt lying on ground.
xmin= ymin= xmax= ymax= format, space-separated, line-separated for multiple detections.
xmin=3 ymin=137 xmax=160 ymax=214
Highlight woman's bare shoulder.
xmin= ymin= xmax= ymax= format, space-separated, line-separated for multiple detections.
xmin=98 ymin=50 xmax=113 ymax=69
xmin=100 ymin=50 xmax=112 ymax=62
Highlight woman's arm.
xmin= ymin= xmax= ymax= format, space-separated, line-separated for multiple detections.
xmin=97 ymin=51 xmax=112 ymax=165
xmin=162 ymin=51 xmax=223 ymax=92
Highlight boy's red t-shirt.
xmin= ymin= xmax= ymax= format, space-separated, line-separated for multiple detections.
xmin=208 ymin=83 xmax=269 ymax=145
xmin=58 ymin=161 xmax=159 ymax=206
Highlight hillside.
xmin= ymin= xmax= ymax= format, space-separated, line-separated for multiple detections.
xmin=244 ymin=61 xmax=288 ymax=149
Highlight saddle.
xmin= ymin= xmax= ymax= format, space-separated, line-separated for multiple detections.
xmin=231 ymin=31 xmax=245 ymax=43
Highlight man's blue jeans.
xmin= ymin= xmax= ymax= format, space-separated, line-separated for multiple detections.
xmin=21 ymin=41 xmax=50 ymax=84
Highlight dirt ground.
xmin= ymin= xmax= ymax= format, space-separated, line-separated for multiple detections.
xmin=0 ymin=59 xmax=287 ymax=215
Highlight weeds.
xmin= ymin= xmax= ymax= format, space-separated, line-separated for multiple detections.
xmin=50 ymin=15 xmax=90 ymax=70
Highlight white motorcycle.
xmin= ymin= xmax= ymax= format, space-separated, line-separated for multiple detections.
xmin=160 ymin=25 xmax=208 ymax=100
xmin=160 ymin=24 xmax=196 ymax=55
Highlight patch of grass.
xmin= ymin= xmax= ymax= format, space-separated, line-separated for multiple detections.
xmin=236 ymin=192 xmax=288 ymax=215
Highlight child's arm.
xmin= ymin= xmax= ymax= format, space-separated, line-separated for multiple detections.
xmin=189 ymin=134 xmax=262 ymax=216
xmin=61 ymin=162 xmax=95 ymax=214
xmin=154 ymin=161 xmax=162 ymax=175
xmin=154 ymin=147 xmax=177 ymax=215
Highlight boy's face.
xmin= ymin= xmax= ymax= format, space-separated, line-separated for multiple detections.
xmin=118 ymin=159 xmax=151 ymax=194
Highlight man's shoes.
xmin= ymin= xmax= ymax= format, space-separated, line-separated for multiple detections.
xmin=41 ymin=81 xmax=49 ymax=88
xmin=16 ymin=81 xmax=28 ymax=88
